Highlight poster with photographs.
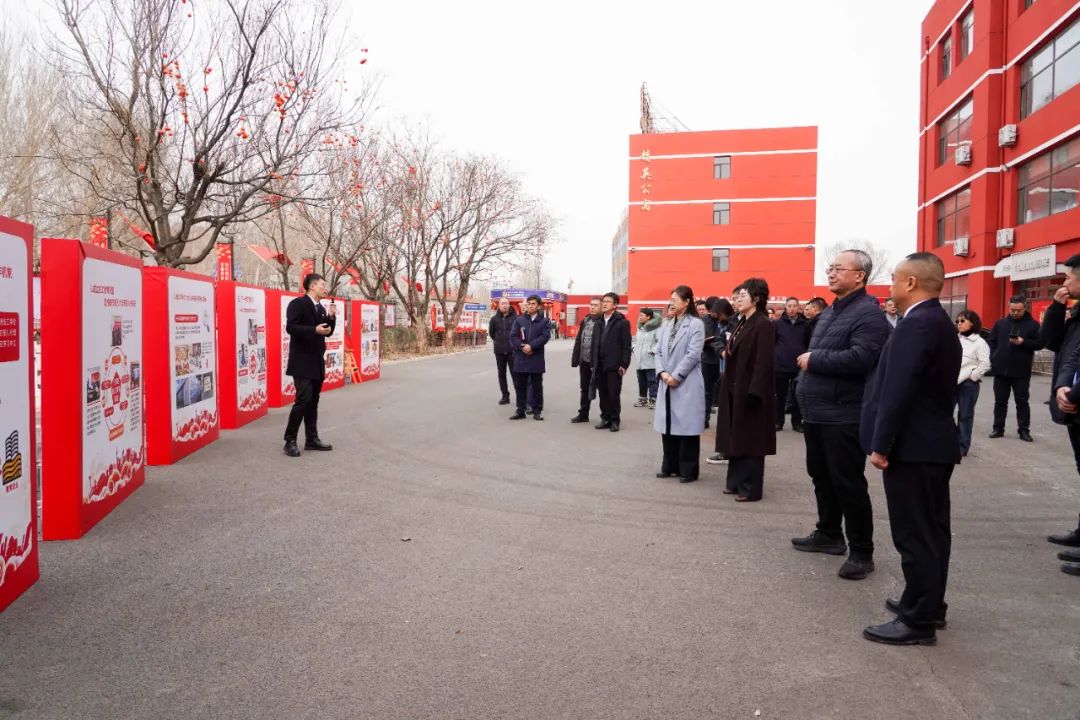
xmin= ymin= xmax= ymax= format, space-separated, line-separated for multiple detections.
xmin=361 ymin=302 xmax=381 ymax=377
xmin=81 ymin=259 xmax=143 ymax=504
xmin=320 ymin=298 xmax=346 ymax=387
xmin=169 ymin=276 xmax=217 ymax=443
xmin=235 ymin=287 xmax=266 ymax=414
xmin=280 ymin=294 xmax=295 ymax=398
xmin=0 ymin=231 xmax=32 ymax=597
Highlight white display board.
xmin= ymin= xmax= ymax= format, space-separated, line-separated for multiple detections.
xmin=235 ymin=287 xmax=266 ymax=413
xmin=169 ymin=276 xmax=217 ymax=442
xmin=82 ymin=259 xmax=143 ymax=504
xmin=361 ymin=303 xmax=380 ymax=376
xmin=280 ymin=294 xmax=295 ymax=397
xmin=320 ymin=299 xmax=346 ymax=385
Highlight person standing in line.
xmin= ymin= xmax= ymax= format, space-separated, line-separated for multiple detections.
xmin=633 ymin=308 xmax=661 ymax=409
xmin=715 ymin=279 xmax=776 ymax=501
xmin=654 ymin=286 xmax=706 ymax=482
xmin=861 ymin=252 xmax=961 ymax=646
xmin=509 ymin=295 xmax=550 ymax=421
xmin=955 ymin=310 xmax=991 ymax=457
xmin=570 ymin=298 xmax=602 ymax=423
xmin=803 ymin=297 xmax=828 ymax=328
xmin=792 ymin=250 xmax=890 ymax=580
xmin=488 ymin=297 xmax=518 ymax=405
xmin=283 ymin=273 xmax=336 ymax=457
xmin=595 ymin=292 xmax=632 ymax=432
xmin=883 ymin=298 xmax=900 ymax=330
xmin=774 ymin=296 xmax=809 ymax=433
xmin=988 ymin=295 xmax=1042 ymax=442
xmin=700 ymin=296 xmax=722 ymax=430
xmin=705 ymin=298 xmax=736 ymax=466
xmin=1041 ymin=257 xmax=1080 ymax=562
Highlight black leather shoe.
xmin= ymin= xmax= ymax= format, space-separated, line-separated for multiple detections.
xmin=885 ymin=598 xmax=947 ymax=629
xmin=837 ymin=556 xmax=875 ymax=580
xmin=304 ymin=439 xmax=332 ymax=451
xmin=283 ymin=441 xmax=301 ymax=457
xmin=1062 ymin=563 xmax=1080 ymax=577
xmin=498 ymin=396 xmax=510 ymax=405
xmin=595 ymin=421 xmax=612 ymax=430
xmin=863 ymin=619 xmax=936 ymax=646
xmin=1048 ymin=529 xmax=1080 ymax=547
xmin=989 ymin=429 xmax=1004 ymax=438
xmin=609 ymin=421 xmax=620 ymax=432
xmin=1019 ymin=431 xmax=1034 ymax=442
xmin=1057 ymin=548 xmax=1080 ymax=562
xmin=656 ymin=472 xmax=677 ymax=478
xmin=570 ymin=415 xmax=589 ymax=423
xmin=509 ymin=412 xmax=527 ymax=420
xmin=791 ymin=530 xmax=847 ymax=556
xmin=679 ymin=476 xmax=698 ymax=483
xmin=533 ymin=412 xmax=544 ymax=421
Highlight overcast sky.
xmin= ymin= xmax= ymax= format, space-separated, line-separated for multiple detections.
xmin=11 ymin=0 xmax=931 ymax=292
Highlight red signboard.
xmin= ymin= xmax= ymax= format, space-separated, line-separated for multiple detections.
xmin=299 ymin=258 xmax=315 ymax=289
xmin=215 ymin=243 xmax=233 ymax=282
xmin=350 ymin=300 xmax=382 ymax=382
xmin=266 ymin=288 xmax=303 ymax=408
xmin=215 ymin=281 xmax=268 ymax=428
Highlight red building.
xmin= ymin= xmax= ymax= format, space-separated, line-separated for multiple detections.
xmin=919 ymin=0 xmax=1080 ymax=322
xmin=625 ymin=127 xmax=819 ymax=318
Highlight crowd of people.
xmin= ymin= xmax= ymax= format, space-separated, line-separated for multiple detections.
xmin=484 ymin=249 xmax=1080 ymax=646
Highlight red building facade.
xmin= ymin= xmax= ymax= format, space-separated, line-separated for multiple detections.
xmin=919 ymin=0 xmax=1080 ymax=322
xmin=625 ymin=127 xmax=818 ymax=317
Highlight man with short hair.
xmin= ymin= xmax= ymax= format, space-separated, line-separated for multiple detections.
xmin=594 ymin=292 xmax=632 ymax=432
xmin=283 ymin=273 xmax=336 ymax=457
xmin=774 ymin=296 xmax=809 ymax=432
xmin=883 ymin=298 xmax=900 ymax=329
xmin=804 ymin=297 xmax=828 ymax=326
xmin=571 ymin=298 xmax=603 ymax=423
xmin=988 ymin=295 xmax=1042 ymax=442
xmin=793 ymin=250 xmax=890 ymax=581
xmin=488 ymin=297 xmax=517 ymax=405
xmin=510 ymin=295 xmax=550 ymax=421
xmin=861 ymin=252 xmax=962 ymax=645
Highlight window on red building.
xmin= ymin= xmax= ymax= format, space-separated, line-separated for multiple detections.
xmin=713 ymin=156 xmax=731 ymax=179
xmin=940 ymin=276 xmax=969 ymax=321
xmin=1024 ymin=0 xmax=1036 ymax=9
xmin=1020 ymin=16 xmax=1080 ymax=118
xmin=1018 ymin=134 xmax=1080 ymax=224
xmin=712 ymin=248 xmax=730 ymax=272
xmin=938 ymin=98 xmax=973 ymax=166
xmin=712 ymin=202 xmax=730 ymax=225
xmin=941 ymin=35 xmax=953 ymax=82
xmin=936 ymin=187 xmax=971 ymax=247
xmin=960 ymin=10 xmax=975 ymax=61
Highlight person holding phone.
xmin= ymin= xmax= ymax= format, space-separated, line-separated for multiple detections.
xmin=283 ymin=273 xmax=336 ymax=457
xmin=987 ymin=295 xmax=1042 ymax=442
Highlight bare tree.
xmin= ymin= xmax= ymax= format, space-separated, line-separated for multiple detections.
xmin=822 ymin=239 xmax=894 ymax=285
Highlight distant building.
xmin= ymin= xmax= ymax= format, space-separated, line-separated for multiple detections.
xmin=611 ymin=211 xmax=629 ymax=295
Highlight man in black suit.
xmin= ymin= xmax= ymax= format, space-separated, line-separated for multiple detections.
xmin=860 ymin=252 xmax=962 ymax=646
xmin=283 ymin=273 xmax=336 ymax=457
xmin=594 ymin=292 xmax=632 ymax=432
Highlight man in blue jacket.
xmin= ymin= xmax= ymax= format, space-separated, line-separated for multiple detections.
xmin=792 ymin=250 xmax=890 ymax=581
xmin=509 ymin=295 xmax=550 ymax=421
xmin=861 ymin=252 xmax=961 ymax=646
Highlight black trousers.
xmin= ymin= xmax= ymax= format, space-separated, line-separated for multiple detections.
xmin=726 ymin=456 xmax=765 ymax=500
xmin=883 ymin=461 xmax=954 ymax=629
xmin=993 ymin=375 xmax=1031 ymax=433
xmin=578 ymin=362 xmax=594 ymax=417
xmin=495 ymin=352 xmax=513 ymax=398
xmin=513 ymin=372 xmax=543 ymax=413
xmin=803 ymin=422 xmax=874 ymax=556
xmin=284 ymin=376 xmax=322 ymax=442
xmin=775 ymin=372 xmax=802 ymax=428
xmin=661 ymin=434 xmax=700 ymax=479
xmin=597 ymin=368 xmax=623 ymax=422
xmin=702 ymin=363 xmax=720 ymax=424
xmin=1066 ymin=425 xmax=1080 ymax=532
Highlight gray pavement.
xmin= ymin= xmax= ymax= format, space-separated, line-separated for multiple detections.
xmin=2 ymin=340 xmax=1079 ymax=720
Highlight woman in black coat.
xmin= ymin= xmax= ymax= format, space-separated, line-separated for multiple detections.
xmin=714 ymin=278 xmax=776 ymax=501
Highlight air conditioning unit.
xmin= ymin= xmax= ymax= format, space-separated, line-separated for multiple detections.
xmin=953 ymin=237 xmax=970 ymax=257
xmin=999 ymin=124 xmax=1018 ymax=148
xmin=996 ymin=228 xmax=1015 ymax=249
xmin=955 ymin=143 xmax=973 ymax=166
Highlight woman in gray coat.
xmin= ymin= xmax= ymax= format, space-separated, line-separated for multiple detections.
xmin=654 ymin=285 xmax=706 ymax=482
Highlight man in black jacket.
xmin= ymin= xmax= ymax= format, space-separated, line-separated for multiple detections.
xmin=701 ymin=297 xmax=723 ymax=429
xmin=988 ymin=295 xmax=1042 ymax=442
xmin=793 ymin=250 xmax=890 ymax=581
xmin=861 ymin=252 xmax=961 ymax=646
xmin=570 ymin=298 xmax=602 ymax=423
xmin=595 ymin=292 xmax=632 ymax=432
xmin=488 ymin=298 xmax=517 ymax=405
xmin=283 ymin=273 xmax=336 ymax=457
xmin=774 ymin=297 xmax=809 ymax=432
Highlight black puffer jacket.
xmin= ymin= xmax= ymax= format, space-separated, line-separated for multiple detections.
xmin=488 ymin=308 xmax=517 ymax=355
xmin=773 ymin=314 xmax=810 ymax=374
xmin=795 ymin=288 xmax=891 ymax=425
xmin=1041 ymin=300 xmax=1080 ymax=423
xmin=987 ymin=313 xmax=1041 ymax=378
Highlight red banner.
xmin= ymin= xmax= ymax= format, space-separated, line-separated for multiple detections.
xmin=300 ymin=258 xmax=315 ymax=289
xmin=88 ymin=215 xmax=110 ymax=248
xmin=215 ymin=243 xmax=233 ymax=282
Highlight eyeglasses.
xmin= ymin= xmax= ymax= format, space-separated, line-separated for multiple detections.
xmin=826 ymin=265 xmax=860 ymax=275
xmin=732 ymin=291 xmax=750 ymax=300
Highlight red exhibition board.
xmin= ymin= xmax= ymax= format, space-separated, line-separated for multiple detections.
xmin=266 ymin=289 xmax=302 ymax=408
xmin=0 ymin=217 xmax=38 ymax=609
xmin=143 ymin=267 xmax=220 ymax=465
xmin=320 ymin=297 xmax=347 ymax=391
xmin=350 ymin=300 xmax=382 ymax=382
xmin=40 ymin=238 xmax=144 ymax=541
xmin=215 ymin=281 xmax=268 ymax=429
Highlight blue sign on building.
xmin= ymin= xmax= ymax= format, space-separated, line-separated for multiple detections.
xmin=490 ymin=288 xmax=567 ymax=303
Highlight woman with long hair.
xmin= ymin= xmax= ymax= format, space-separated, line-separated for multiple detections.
xmin=715 ymin=279 xmax=777 ymax=501
xmin=653 ymin=285 xmax=706 ymax=482
xmin=956 ymin=309 xmax=991 ymax=457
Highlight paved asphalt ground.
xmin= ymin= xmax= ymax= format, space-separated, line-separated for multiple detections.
xmin=2 ymin=340 xmax=1079 ymax=719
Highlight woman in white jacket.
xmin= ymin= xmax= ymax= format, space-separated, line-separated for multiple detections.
xmin=956 ymin=309 xmax=991 ymax=457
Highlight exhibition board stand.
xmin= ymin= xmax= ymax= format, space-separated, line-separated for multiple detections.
xmin=350 ymin=300 xmax=382 ymax=382
xmin=215 ymin=281 xmax=268 ymax=429
xmin=40 ymin=238 xmax=142 ymax=541
xmin=320 ymin=297 xmax=347 ymax=392
xmin=266 ymin=289 xmax=302 ymax=408
xmin=0 ymin=217 xmax=38 ymax=609
xmin=143 ymin=267 xmax=220 ymax=465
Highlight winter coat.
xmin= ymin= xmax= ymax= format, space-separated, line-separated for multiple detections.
xmin=571 ymin=314 xmax=599 ymax=367
xmin=795 ymin=288 xmax=890 ymax=426
xmin=633 ymin=316 xmax=661 ymax=370
xmin=715 ymin=311 xmax=776 ymax=458
xmin=488 ymin=308 xmax=518 ymax=355
xmin=1040 ymin=300 xmax=1080 ymax=424
xmin=286 ymin=295 xmax=336 ymax=380
xmin=509 ymin=312 xmax=551 ymax=374
xmin=988 ymin=313 xmax=1042 ymax=378
xmin=957 ymin=332 xmax=991 ymax=384
xmin=594 ymin=311 xmax=633 ymax=373
xmin=773 ymin=314 xmax=810 ymax=374
xmin=701 ymin=315 xmax=721 ymax=365
xmin=653 ymin=314 xmax=706 ymax=437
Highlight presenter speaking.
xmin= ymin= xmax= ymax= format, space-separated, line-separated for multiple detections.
xmin=283 ymin=273 xmax=336 ymax=457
